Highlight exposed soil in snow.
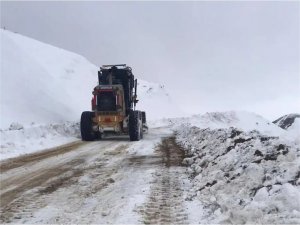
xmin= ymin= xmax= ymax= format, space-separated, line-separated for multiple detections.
xmin=139 ymin=137 xmax=189 ymax=224
xmin=0 ymin=141 xmax=84 ymax=172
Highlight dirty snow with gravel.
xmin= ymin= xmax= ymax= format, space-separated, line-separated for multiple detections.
xmin=174 ymin=122 xmax=300 ymax=224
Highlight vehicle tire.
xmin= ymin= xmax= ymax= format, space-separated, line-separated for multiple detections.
xmin=140 ymin=122 xmax=144 ymax=139
xmin=129 ymin=110 xmax=142 ymax=141
xmin=80 ymin=111 xmax=96 ymax=141
xmin=142 ymin=111 xmax=146 ymax=123
xmin=95 ymin=131 xmax=102 ymax=140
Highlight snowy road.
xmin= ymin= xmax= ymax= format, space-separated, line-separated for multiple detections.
xmin=0 ymin=127 xmax=191 ymax=224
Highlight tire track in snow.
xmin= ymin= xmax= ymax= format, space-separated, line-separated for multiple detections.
xmin=0 ymin=141 xmax=126 ymax=223
xmin=140 ymin=137 xmax=189 ymax=224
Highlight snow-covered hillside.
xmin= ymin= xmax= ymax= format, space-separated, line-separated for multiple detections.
xmin=0 ymin=29 xmax=181 ymax=130
xmin=152 ymin=111 xmax=287 ymax=137
xmin=273 ymin=114 xmax=300 ymax=143
xmin=0 ymin=29 xmax=98 ymax=129
xmin=136 ymin=80 xmax=183 ymax=119
xmin=273 ymin=114 xmax=300 ymax=137
xmin=273 ymin=114 xmax=300 ymax=130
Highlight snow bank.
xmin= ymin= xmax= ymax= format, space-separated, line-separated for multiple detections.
xmin=189 ymin=111 xmax=284 ymax=135
xmin=152 ymin=111 xmax=287 ymax=137
xmin=176 ymin=125 xmax=300 ymax=224
xmin=0 ymin=122 xmax=80 ymax=160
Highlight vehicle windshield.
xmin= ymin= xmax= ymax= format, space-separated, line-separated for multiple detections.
xmin=97 ymin=92 xmax=116 ymax=111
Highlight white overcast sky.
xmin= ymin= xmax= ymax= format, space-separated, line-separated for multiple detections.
xmin=1 ymin=1 xmax=299 ymax=120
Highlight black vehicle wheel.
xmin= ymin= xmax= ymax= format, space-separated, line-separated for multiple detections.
xmin=80 ymin=111 xmax=96 ymax=141
xmin=95 ymin=131 xmax=102 ymax=140
xmin=140 ymin=123 xmax=144 ymax=139
xmin=142 ymin=111 xmax=146 ymax=123
xmin=129 ymin=110 xmax=142 ymax=141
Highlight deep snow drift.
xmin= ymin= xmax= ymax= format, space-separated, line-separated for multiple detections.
xmin=152 ymin=111 xmax=287 ymax=137
xmin=0 ymin=29 xmax=98 ymax=129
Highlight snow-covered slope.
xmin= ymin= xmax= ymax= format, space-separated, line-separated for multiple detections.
xmin=0 ymin=29 xmax=181 ymax=130
xmin=273 ymin=114 xmax=300 ymax=143
xmin=152 ymin=111 xmax=287 ymax=137
xmin=136 ymin=80 xmax=183 ymax=120
xmin=273 ymin=113 xmax=300 ymax=130
xmin=188 ymin=111 xmax=286 ymax=136
xmin=0 ymin=29 xmax=98 ymax=129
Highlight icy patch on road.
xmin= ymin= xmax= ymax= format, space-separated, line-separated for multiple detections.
xmin=0 ymin=122 xmax=80 ymax=160
xmin=175 ymin=125 xmax=300 ymax=224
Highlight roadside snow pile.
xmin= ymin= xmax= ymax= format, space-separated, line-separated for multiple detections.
xmin=0 ymin=122 xmax=80 ymax=160
xmin=136 ymin=80 xmax=184 ymax=119
xmin=152 ymin=111 xmax=286 ymax=137
xmin=185 ymin=111 xmax=288 ymax=137
xmin=176 ymin=125 xmax=300 ymax=224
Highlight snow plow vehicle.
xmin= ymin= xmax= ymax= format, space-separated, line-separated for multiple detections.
xmin=80 ymin=64 xmax=147 ymax=141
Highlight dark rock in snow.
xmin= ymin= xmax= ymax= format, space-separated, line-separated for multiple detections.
xmin=273 ymin=113 xmax=300 ymax=129
xmin=254 ymin=150 xmax=264 ymax=157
